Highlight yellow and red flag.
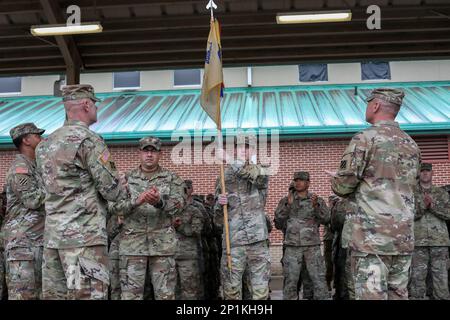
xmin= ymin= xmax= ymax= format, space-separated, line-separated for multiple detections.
xmin=200 ymin=18 xmax=224 ymax=127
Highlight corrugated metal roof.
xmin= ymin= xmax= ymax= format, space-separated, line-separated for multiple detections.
xmin=0 ymin=82 xmax=449 ymax=145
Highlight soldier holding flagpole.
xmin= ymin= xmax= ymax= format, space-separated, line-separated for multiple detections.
xmin=200 ymin=2 xmax=271 ymax=300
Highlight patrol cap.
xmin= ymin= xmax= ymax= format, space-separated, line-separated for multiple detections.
xmin=184 ymin=180 xmax=193 ymax=188
xmin=10 ymin=122 xmax=45 ymax=140
xmin=420 ymin=163 xmax=432 ymax=171
xmin=139 ymin=136 xmax=162 ymax=151
xmin=62 ymin=84 xmax=101 ymax=103
xmin=206 ymin=193 xmax=214 ymax=200
xmin=293 ymin=171 xmax=310 ymax=181
xmin=366 ymin=88 xmax=405 ymax=106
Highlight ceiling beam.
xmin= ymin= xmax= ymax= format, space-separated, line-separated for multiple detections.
xmin=82 ymin=43 xmax=450 ymax=68
xmin=79 ymin=31 xmax=450 ymax=57
xmin=39 ymin=0 xmax=83 ymax=84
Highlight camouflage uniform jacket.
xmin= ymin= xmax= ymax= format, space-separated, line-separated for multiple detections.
xmin=4 ymin=154 xmax=45 ymax=251
xmin=274 ymin=192 xmax=330 ymax=247
xmin=36 ymin=120 xmax=125 ymax=249
xmin=331 ymin=120 xmax=421 ymax=255
xmin=414 ymin=185 xmax=450 ymax=247
xmin=175 ymin=202 xmax=204 ymax=260
xmin=110 ymin=166 xmax=185 ymax=256
xmin=214 ymin=163 xmax=269 ymax=247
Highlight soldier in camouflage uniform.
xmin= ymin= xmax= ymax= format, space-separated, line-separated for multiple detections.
xmin=36 ymin=85 xmax=128 ymax=300
xmin=0 ymin=186 xmax=6 ymax=300
xmin=330 ymin=195 xmax=356 ymax=300
xmin=109 ymin=136 xmax=185 ymax=300
xmin=274 ymin=171 xmax=330 ymax=300
xmin=173 ymin=180 xmax=204 ymax=300
xmin=330 ymin=88 xmax=421 ymax=300
xmin=409 ymin=163 xmax=450 ymax=300
xmin=4 ymin=123 xmax=46 ymax=300
xmin=215 ymin=137 xmax=271 ymax=300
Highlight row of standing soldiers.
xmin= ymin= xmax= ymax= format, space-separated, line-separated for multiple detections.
xmin=0 ymin=84 xmax=449 ymax=300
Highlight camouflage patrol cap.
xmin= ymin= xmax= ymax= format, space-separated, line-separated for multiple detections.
xmin=206 ymin=193 xmax=214 ymax=200
xmin=139 ymin=136 xmax=161 ymax=151
xmin=420 ymin=162 xmax=432 ymax=171
xmin=10 ymin=122 xmax=45 ymax=140
xmin=366 ymin=88 xmax=405 ymax=106
xmin=184 ymin=180 xmax=193 ymax=188
xmin=62 ymin=84 xmax=101 ymax=102
xmin=293 ymin=171 xmax=310 ymax=181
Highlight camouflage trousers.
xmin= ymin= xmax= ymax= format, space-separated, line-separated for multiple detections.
xmin=282 ymin=245 xmax=330 ymax=300
xmin=175 ymin=259 xmax=204 ymax=300
xmin=409 ymin=246 xmax=449 ymax=300
xmin=323 ymin=240 xmax=333 ymax=291
xmin=108 ymin=236 xmax=121 ymax=300
xmin=42 ymin=245 xmax=109 ymax=300
xmin=297 ymin=259 xmax=313 ymax=299
xmin=333 ymin=246 xmax=354 ymax=300
xmin=119 ymin=255 xmax=176 ymax=300
xmin=5 ymin=246 xmax=42 ymax=300
xmin=351 ymin=252 xmax=411 ymax=300
xmin=221 ymin=241 xmax=271 ymax=300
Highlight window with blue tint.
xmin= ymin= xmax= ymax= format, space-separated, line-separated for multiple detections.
xmin=299 ymin=64 xmax=328 ymax=82
xmin=174 ymin=69 xmax=201 ymax=86
xmin=113 ymin=71 xmax=140 ymax=89
xmin=361 ymin=61 xmax=391 ymax=80
xmin=0 ymin=77 xmax=21 ymax=94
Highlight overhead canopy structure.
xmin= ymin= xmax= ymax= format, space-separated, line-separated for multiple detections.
xmin=0 ymin=0 xmax=449 ymax=82
xmin=0 ymin=81 xmax=448 ymax=146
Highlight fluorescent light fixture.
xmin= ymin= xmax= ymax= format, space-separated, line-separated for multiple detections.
xmin=30 ymin=22 xmax=102 ymax=36
xmin=276 ymin=10 xmax=352 ymax=24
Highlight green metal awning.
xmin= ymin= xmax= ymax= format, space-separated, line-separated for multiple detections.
xmin=0 ymin=81 xmax=449 ymax=146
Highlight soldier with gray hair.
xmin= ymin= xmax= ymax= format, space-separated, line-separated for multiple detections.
xmin=4 ymin=123 xmax=46 ymax=299
xmin=36 ymin=85 xmax=129 ymax=299
xmin=330 ymin=88 xmax=421 ymax=300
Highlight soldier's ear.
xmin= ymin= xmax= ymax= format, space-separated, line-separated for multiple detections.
xmin=372 ymin=101 xmax=381 ymax=114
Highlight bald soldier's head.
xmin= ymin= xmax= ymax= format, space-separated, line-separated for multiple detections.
xmin=62 ymin=84 xmax=101 ymax=126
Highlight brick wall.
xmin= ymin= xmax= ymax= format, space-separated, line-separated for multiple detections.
xmin=1 ymin=137 xmax=449 ymax=247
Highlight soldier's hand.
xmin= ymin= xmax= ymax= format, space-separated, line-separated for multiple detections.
xmin=287 ymin=192 xmax=293 ymax=205
xmin=424 ymin=193 xmax=433 ymax=209
xmin=173 ymin=217 xmax=182 ymax=228
xmin=119 ymin=172 xmax=128 ymax=192
xmin=311 ymin=193 xmax=319 ymax=208
xmin=145 ymin=187 xmax=161 ymax=206
xmin=136 ymin=191 xmax=151 ymax=206
xmin=218 ymin=193 xmax=228 ymax=206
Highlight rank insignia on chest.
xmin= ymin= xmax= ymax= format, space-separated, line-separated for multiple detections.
xmin=340 ymin=160 xmax=347 ymax=169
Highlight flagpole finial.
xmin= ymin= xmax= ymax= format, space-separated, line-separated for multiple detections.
xmin=206 ymin=0 xmax=218 ymax=20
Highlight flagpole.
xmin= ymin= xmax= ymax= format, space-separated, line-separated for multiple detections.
xmin=217 ymin=94 xmax=232 ymax=274
xmin=204 ymin=0 xmax=232 ymax=273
